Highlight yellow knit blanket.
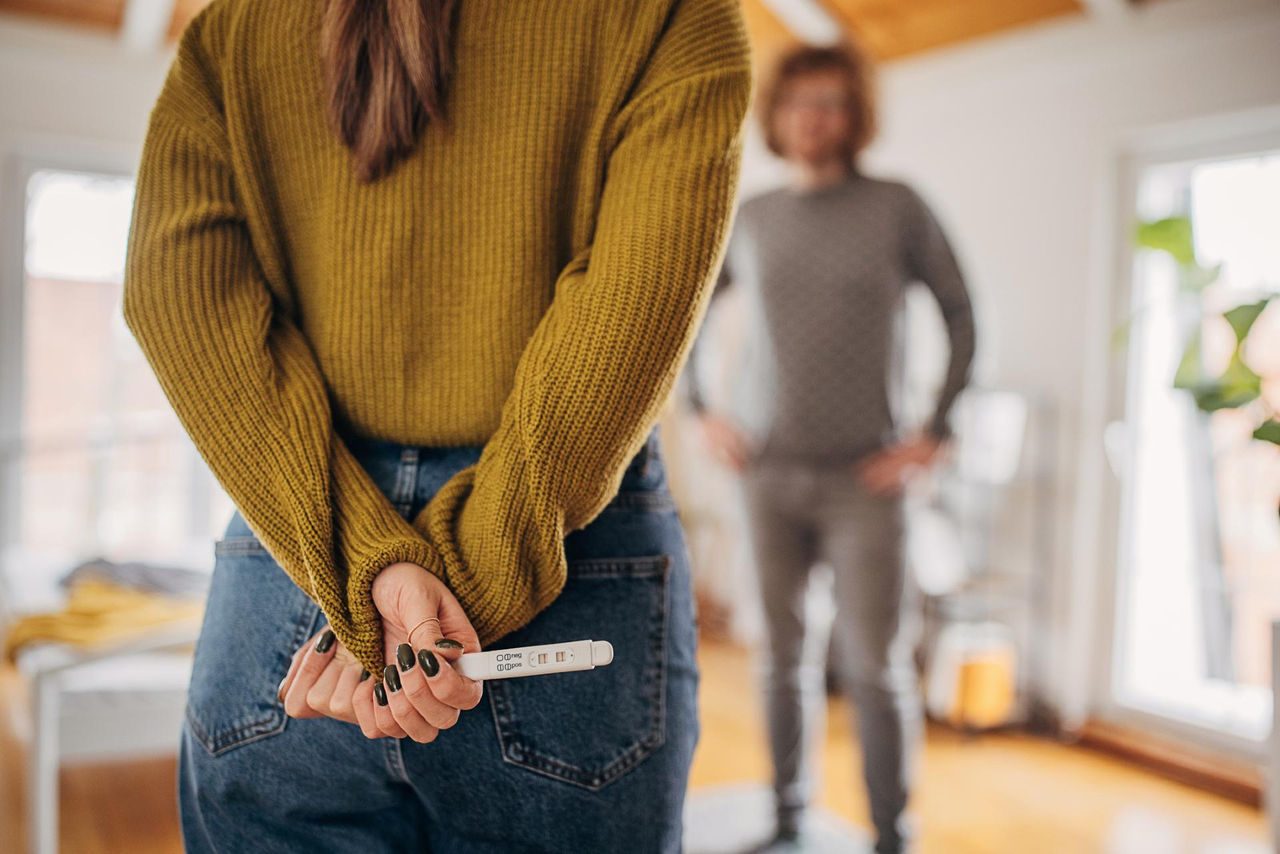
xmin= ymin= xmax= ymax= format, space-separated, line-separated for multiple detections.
xmin=3 ymin=578 xmax=204 ymax=664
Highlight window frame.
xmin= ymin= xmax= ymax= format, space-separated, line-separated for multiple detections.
xmin=1090 ymin=107 xmax=1280 ymax=765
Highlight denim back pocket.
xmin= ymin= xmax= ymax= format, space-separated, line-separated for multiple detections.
xmin=184 ymin=533 xmax=321 ymax=756
xmin=485 ymin=553 xmax=671 ymax=791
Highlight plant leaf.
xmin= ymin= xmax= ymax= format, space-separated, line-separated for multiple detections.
xmin=1223 ymin=298 xmax=1271 ymax=342
xmin=1254 ymin=420 xmax=1280 ymax=446
xmin=1136 ymin=216 xmax=1195 ymax=264
xmin=1189 ymin=351 xmax=1261 ymax=412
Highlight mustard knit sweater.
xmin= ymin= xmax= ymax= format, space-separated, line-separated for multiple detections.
xmin=122 ymin=0 xmax=753 ymax=676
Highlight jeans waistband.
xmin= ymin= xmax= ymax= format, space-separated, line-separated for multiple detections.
xmin=342 ymin=425 xmax=666 ymax=516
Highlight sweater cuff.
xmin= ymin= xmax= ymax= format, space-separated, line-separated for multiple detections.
xmin=339 ymin=537 xmax=441 ymax=676
xmin=412 ymin=429 xmax=569 ymax=650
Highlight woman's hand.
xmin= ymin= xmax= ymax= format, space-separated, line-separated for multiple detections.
xmin=369 ymin=561 xmax=485 ymax=740
xmin=277 ymin=562 xmax=484 ymax=742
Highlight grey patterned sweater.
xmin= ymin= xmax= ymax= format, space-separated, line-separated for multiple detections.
xmin=687 ymin=170 xmax=976 ymax=463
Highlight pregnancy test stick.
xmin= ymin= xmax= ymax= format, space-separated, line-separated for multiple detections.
xmin=455 ymin=639 xmax=613 ymax=681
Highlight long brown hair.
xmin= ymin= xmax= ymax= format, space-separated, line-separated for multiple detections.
xmin=758 ymin=39 xmax=878 ymax=167
xmin=320 ymin=0 xmax=459 ymax=183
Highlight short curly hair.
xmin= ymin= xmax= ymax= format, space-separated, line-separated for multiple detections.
xmin=758 ymin=39 xmax=879 ymax=165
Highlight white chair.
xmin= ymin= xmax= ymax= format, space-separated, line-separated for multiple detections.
xmin=1 ymin=546 xmax=201 ymax=854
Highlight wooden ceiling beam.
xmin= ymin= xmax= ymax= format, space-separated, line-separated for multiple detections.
xmin=757 ymin=0 xmax=843 ymax=45
xmin=1 ymin=0 xmax=1101 ymax=62
xmin=167 ymin=0 xmax=206 ymax=43
xmin=0 ymin=0 xmax=123 ymax=32
xmin=821 ymin=0 xmax=1085 ymax=60
xmin=742 ymin=0 xmax=806 ymax=70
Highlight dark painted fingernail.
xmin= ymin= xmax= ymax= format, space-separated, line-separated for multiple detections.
xmin=373 ymin=681 xmax=388 ymax=706
xmin=315 ymin=629 xmax=335 ymax=653
xmin=383 ymin=663 xmax=402 ymax=692
xmin=397 ymin=643 xmax=416 ymax=672
xmin=434 ymin=638 xmax=463 ymax=650
xmin=418 ymin=648 xmax=440 ymax=677
xmin=359 ymin=669 xmax=371 ymax=682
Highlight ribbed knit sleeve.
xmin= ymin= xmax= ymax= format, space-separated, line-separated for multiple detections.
xmin=410 ymin=0 xmax=754 ymax=646
xmin=122 ymin=20 xmax=437 ymax=676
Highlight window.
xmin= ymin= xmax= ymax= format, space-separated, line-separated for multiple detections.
xmin=3 ymin=168 xmax=232 ymax=602
xmin=1112 ymin=150 xmax=1280 ymax=746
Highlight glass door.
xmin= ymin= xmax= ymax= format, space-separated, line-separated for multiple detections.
xmin=1110 ymin=147 xmax=1280 ymax=752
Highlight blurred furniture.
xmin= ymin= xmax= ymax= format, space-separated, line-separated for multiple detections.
xmin=1 ymin=546 xmax=200 ymax=854
xmin=925 ymin=619 xmax=1018 ymax=731
xmin=906 ymin=388 xmax=1056 ymax=728
xmin=0 ymin=422 xmax=221 ymax=853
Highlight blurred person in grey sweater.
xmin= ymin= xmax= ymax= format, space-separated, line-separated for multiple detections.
xmin=686 ymin=41 xmax=976 ymax=854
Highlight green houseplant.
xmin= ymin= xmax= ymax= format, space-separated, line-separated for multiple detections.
xmin=1134 ymin=215 xmax=1279 ymax=446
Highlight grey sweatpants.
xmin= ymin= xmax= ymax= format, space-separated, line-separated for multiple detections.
xmin=741 ymin=456 xmax=924 ymax=854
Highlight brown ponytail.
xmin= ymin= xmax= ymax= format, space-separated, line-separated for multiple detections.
xmin=320 ymin=0 xmax=459 ymax=184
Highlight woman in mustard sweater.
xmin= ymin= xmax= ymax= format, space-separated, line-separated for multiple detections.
xmin=122 ymin=0 xmax=752 ymax=849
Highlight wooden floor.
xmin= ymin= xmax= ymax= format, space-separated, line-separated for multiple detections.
xmin=1 ymin=639 xmax=1266 ymax=853
xmin=692 ymin=642 xmax=1266 ymax=854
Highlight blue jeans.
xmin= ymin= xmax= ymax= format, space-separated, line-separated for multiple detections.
xmin=178 ymin=427 xmax=700 ymax=853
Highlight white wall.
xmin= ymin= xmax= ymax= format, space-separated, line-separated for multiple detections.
xmin=791 ymin=0 xmax=1280 ymax=725
xmin=0 ymin=12 xmax=171 ymax=150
